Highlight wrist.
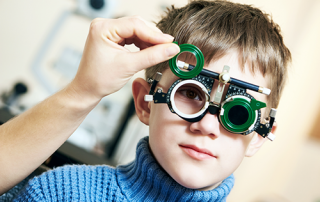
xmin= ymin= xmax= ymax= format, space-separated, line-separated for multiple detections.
xmin=61 ymin=82 xmax=101 ymax=113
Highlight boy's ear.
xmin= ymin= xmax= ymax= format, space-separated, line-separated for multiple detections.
xmin=245 ymin=122 xmax=278 ymax=157
xmin=132 ymin=78 xmax=151 ymax=125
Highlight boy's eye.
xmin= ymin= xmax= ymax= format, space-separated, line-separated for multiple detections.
xmin=173 ymin=84 xmax=207 ymax=115
xmin=178 ymin=87 xmax=202 ymax=101
xmin=185 ymin=89 xmax=200 ymax=100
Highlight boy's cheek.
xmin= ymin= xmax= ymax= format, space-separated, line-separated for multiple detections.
xmin=150 ymin=102 xmax=177 ymax=122
xmin=149 ymin=103 xmax=186 ymax=141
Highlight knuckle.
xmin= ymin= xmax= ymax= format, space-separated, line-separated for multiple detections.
xmin=132 ymin=15 xmax=143 ymax=21
xmin=89 ymin=18 xmax=109 ymax=32
xmin=129 ymin=16 xmax=144 ymax=26
xmin=89 ymin=18 xmax=101 ymax=32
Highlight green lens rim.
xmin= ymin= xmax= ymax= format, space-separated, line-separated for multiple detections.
xmin=220 ymin=98 xmax=256 ymax=133
xmin=169 ymin=43 xmax=204 ymax=79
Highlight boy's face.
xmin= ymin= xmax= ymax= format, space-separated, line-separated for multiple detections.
xmin=146 ymin=50 xmax=268 ymax=190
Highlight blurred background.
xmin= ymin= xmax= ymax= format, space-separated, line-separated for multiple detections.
xmin=0 ymin=0 xmax=320 ymax=201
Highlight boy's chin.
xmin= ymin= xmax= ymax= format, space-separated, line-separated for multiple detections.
xmin=176 ymin=177 xmax=222 ymax=191
xmin=169 ymin=169 xmax=223 ymax=191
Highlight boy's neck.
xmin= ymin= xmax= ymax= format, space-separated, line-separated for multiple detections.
xmin=198 ymin=181 xmax=223 ymax=191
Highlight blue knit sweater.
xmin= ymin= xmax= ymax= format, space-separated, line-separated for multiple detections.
xmin=13 ymin=137 xmax=234 ymax=201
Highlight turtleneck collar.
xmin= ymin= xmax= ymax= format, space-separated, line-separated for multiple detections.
xmin=116 ymin=136 xmax=234 ymax=202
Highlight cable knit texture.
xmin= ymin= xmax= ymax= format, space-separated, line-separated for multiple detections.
xmin=13 ymin=136 xmax=234 ymax=201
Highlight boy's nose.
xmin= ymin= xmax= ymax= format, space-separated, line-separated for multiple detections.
xmin=189 ymin=111 xmax=221 ymax=138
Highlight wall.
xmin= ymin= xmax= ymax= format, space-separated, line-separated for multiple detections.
xmin=1 ymin=0 xmax=320 ymax=201
xmin=227 ymin=1 xmax=320 ymax=201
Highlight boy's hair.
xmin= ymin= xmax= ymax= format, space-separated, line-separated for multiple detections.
xmin=146 ymin=0 xmax=291 ymax=109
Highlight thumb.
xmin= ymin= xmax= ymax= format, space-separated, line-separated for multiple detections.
xmin=128 ymin=43 xmax=180 ymax=72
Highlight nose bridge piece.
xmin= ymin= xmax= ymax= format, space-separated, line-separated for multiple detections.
xmin=208 ymin=102 xmax=219 ymax=115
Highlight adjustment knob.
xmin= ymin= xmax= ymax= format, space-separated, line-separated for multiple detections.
xmin=144 ymin=95 xmax=153 ymax=102
xmin=267 ymin=132 xmax=276 ymax=141
xmin=222 ymin=73 xmax=230 ymax=82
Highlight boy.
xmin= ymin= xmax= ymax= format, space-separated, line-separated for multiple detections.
xmin=133 ymin=0 xmax=290 ymax=193
xmin=2 ymin=0 xmax=291 ymax=201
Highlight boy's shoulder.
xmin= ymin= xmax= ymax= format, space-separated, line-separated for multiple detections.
xmin=13 ymin=164 xmax=127 ymax=201
xmin=43 ymin=164 xmax=116 ymax=181
xmin=32 ymin=164 xmax=116 ymax=185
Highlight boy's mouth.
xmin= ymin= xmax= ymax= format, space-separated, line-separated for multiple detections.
xmin=179 ymin=144 xmax=217 ymax=160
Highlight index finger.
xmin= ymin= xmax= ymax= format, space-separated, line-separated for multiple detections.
xmin=97 ymin=16 xmax=175 ymax=45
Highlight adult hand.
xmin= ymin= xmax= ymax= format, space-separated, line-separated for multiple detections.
xmin=0 ymin=16 xmax=179 ymax=195
xmin=69 ymin=16 xmax=180 ymax=104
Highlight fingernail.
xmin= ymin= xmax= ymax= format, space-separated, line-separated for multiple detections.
xmin=164 ymin=34 xmax=174 ymax=41
xmin=166 ymin=44 xmax=180 ymax=57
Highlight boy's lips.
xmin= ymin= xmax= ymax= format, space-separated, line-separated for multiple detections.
xmin=179 ymin=144 xmax=217 ymax=160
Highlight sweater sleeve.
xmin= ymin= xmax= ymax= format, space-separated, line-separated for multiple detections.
xmin=12 ymin=164 xmax=121 ymax=202
xmin=12 ymin=177 xmax=45 ymax=202
xmin=0 ymin=175 xmax=32 ymax=202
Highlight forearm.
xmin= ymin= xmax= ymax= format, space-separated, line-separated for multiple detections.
xmin=0 ymin=16 xmax=179 ymax=195
xmin=0 ymin=84 xmax=99 ymax=194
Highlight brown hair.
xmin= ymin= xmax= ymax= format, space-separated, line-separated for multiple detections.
xmin=146 ymin=0 xmax=291 ymax=109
